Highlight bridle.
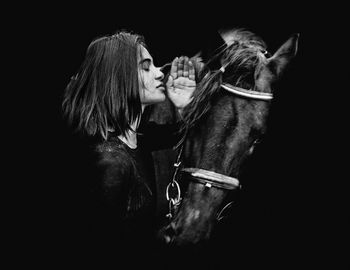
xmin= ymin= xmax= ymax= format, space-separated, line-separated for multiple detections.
xmin=165 ymin=83 xmax=273 ymax=221
xmin=221 ymin=83 xmax=273 ymax=101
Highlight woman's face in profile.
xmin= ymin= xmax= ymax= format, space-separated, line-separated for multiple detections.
xmin=138 ymin=46 xmax=166 ymax=105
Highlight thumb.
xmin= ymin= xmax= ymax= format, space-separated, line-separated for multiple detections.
xmin=166 ymin=75 xmax=173 ymax=89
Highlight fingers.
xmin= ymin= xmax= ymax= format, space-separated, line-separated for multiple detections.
xmin=183 ymin=57 xmax=189 ymax=77
xmin=179 ymin=57 xmax=192 ymax=78
xmin=171 ymin=56 xmax=195 ymax=80
xmin=188 ymin=60 xmax=195 ymax=81
xmin=177 ymin=57 xmax=184 ymax=77
xmin=166 ymin=72 xmax=173 ymax=88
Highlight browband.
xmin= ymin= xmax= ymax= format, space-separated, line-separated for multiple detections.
xmin=221 ymin=83 xmax=273 ymax=100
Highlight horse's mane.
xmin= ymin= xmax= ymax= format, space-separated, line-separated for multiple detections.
xmin=182 ymin=28 xmax=268 ymax=129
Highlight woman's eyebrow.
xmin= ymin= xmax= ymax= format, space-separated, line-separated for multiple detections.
xmin=139 ymin=58 xmax=152 ymax=65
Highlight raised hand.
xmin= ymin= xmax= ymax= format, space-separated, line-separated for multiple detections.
xmin=166 ymin=56 xmax=196 ymax=110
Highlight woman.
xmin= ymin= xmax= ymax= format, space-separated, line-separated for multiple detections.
xmin=62 ymin=30 xmax=196 ymax=249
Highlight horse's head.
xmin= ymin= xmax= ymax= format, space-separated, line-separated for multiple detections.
xmin=160 ymin=28 xmax=299 ymax=246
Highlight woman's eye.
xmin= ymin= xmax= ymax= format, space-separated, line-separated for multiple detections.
xmin=142 ymin=63 xmax=150 ymax=71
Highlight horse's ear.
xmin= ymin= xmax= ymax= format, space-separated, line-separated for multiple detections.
xmin=268 ymin=33 xmax=299 ymax=77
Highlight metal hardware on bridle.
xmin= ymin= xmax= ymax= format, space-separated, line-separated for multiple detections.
xmin=165 ymin=144 xmax=184 ymax=220
xmin=181 ymin=167 xmax=241 ymax=222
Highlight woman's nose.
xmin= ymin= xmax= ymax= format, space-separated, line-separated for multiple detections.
xmin=156 ymin=67 xmax=164 ymax=81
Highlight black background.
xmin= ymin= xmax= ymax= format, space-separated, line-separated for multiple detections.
xmin=10 ymin=3 xmax=345 ymax=269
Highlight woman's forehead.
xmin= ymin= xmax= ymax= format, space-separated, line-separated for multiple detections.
xmin=139 ymin=45 xmax=152 ymax=61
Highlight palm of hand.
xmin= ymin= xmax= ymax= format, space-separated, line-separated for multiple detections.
xmin=166 ymin=56 xmax=196 ymax=109
xmin=169 ymin=76 xmax=195 ymax=93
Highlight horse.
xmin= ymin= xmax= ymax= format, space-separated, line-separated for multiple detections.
xmin=158 ymin=28 xmax=299 ymax=246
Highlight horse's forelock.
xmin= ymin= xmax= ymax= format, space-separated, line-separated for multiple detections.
xmin=221 ymin=29 xmax=266 ymax=87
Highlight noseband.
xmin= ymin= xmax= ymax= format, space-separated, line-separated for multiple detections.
xmin=165 ymin=83 xmax=273 ymax=220
xmin=182 ymin=168 xmax=239 ymax=189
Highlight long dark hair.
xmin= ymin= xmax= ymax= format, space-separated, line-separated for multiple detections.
xmin=62 ymin=30 xmax=146 ymax=140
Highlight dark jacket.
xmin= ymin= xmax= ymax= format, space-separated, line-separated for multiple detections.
xmin=90 ymin=122 xmax=181 ymax=248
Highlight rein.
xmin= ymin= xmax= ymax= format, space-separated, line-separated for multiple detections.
xmin=165 ymin=83 xmax=273 ymax=221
